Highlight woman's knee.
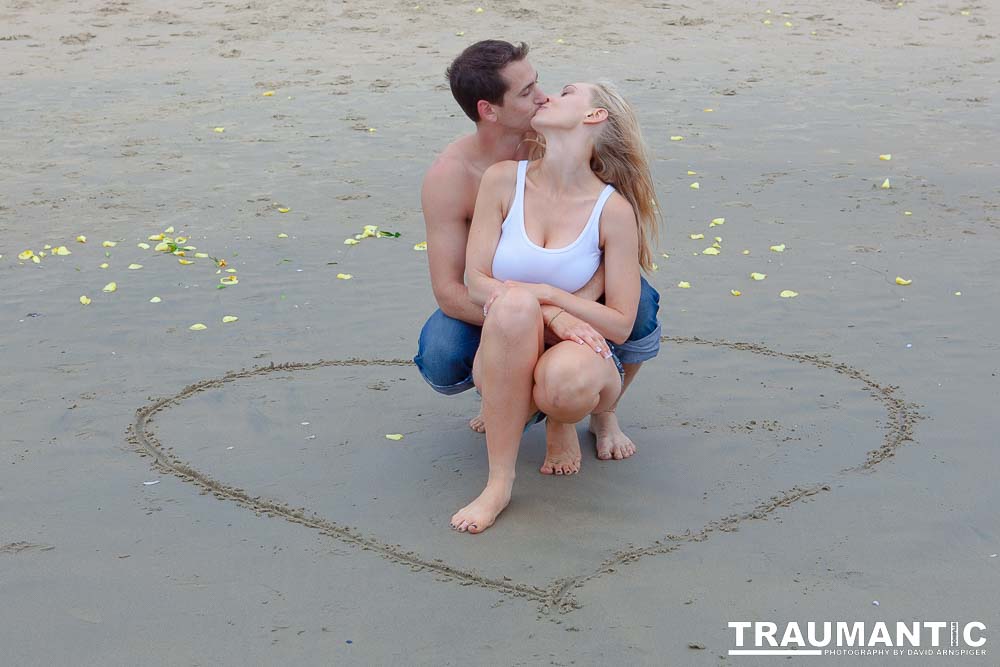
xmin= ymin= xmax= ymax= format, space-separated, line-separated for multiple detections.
xmin=485 ymin=288 xmax=541 ymax=337
xmin=533 ymin=354 xmax=598 ymax=418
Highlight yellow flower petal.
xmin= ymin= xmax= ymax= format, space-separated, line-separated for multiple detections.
xmin=904 ymin=211 xmax=912 ymax=216
xmin=709 ymin=217 xmax=725 ymax=226
xmin=344 ymin=238 xmax=360 ymax=245
xmin=677 ymin=281 xmax=691 ymax=289
xmin=714 ymin=236 xmax=723 ymax=243
xmin=147 ymin=235 xmax=162 ymax=242
xmin=164 ymin=226 xmax=175 ymax=234
xmin=137 ymin=242 xmax=151 ymax=250
xmin=189 ymin=323 xmax=207 ymax=331
xmin=385 ymin=433 xmax=404 ymax=440
xmin=99 ymin=262 xmax=109 ymax=269
xmin=102 ymin=282 xmax=117 ymax=293
xmin=149 ymin=296 xmax=162 ymax=303
xmin=76 ymin=235 xmax=87 ymax=243
xmin=954 ymin=291 xmax=962 ymax=296
xmin=367 ymin=127 xmax=376 ymax=133
xmin=104 ymin=240 xmax=119 ymax=247
xmin=895 ymin=276 xmax=912 ymax=286
xmin=213 ymin=127 xmax=225 ymax=133
xmin=687 ymin=170 xmax=697 ymax=175
xmin=784 ymin=21 xmax=793 ymax=27
xmin=763 ymin=19 xmax=772 ymax=25
xmin=194 ymin=252 xmax=209 ymax=258
xmin=154 ymin=242 xmax=171 ymax=252
xmin=175 ymin=237 xmax=187 ymax=244
xmin=879 ymin=154 xmax=892 ymax=161
xmin=690 ymin=233 xmax=705 ymax=240
xmin=702 ymin=247 xmax=720 ymax=255
xmin=779 ymin=290 xmax=799 ymax=298
xmin=661 ymin=253 xmax=669 ymax=259
xmin=178 ymin=258 xmax=193 ymax=265
xmin=651 ymin=262 xmax=659 ymax=271
xmin=277 ymin=233 xmax=289 ymax=238
xmin=475 ymin=6 xmax=484 ymax=12
xmin=277 ymin=207 xmax=290 ymax=213
xmin=220 ymin=276 xmax=239 ymax=285
xmin=79 ymin=295 xmax=91 ymax=305
xmin=262 ymin=90 xmax=275 ymax=96
xmin=690 ymin=182 xmax=700 ymax=189
xmin=413 ymin=241 xmax=427 ymax=251
xmin=730 ymin=290 xmax=741 ymax=296
xmin=128 ymin=263 xmax=143 ymax=270
xmin=881 ymin=178 xmax=891 ymax=189
xmin=31 ymin=255 xmax=40 ymax=263
xmin=742 ymin=249 xmax=750 ymax=255
xmin=670 ymin=135 xmax=684 ymax=141
xmin=336 ymin=273 xmax=353 ymax=280
xmin=769 ymin=243 xmax=786 ymax=252
xmin=750 ymin=272 xmax=767 ymax=281
xmin=225 ymin=268 xmax=236 ymax=273
xmin=18 ymin=250 xmax=34 ymax=260
xmin=43 ymin=244 xmax=51 ymax=250
xmin=173 ymin=249 xmax=186 ymax=256
xmin=222 ymin=315 xmax=239 ymax=323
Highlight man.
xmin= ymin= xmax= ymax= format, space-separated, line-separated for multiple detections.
xmin=414 ymin=40 xmax=662 ymax=472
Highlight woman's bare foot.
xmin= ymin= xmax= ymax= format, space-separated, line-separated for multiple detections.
xmin=588 ymin=410 xmax=636 ymax=460
xmin=540 ymin=419 xmax=582 ymax=475
xmin=468 ymin=413 xmax=486 ymax=433
xmin=450 ymin=477 xmax=513 ymax=533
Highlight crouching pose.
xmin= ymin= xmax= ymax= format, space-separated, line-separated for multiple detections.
xmin=451 ymin=81 xmax=661 ymax=533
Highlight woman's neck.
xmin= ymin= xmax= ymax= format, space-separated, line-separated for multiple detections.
xmin=535 ymin=131 xmax=595 ymax=194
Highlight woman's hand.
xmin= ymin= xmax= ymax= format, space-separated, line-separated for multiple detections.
xmin=547 ymin=310 xmax=612 ymax=358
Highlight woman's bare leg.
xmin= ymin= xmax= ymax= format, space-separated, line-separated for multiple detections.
xmin=589 ymin=362 xmax=640 ymax=460
xmin=450 ymin=288 xmax=544 ymax=534
xmin=533 ymin=341 xmax=622 ymax=475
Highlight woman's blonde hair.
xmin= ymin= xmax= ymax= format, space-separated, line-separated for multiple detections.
xmin=525 ymin=82 xmax=661 ymax=272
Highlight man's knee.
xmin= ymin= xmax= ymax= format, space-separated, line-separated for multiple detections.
xmin=629 ymin=277 xmax=661 ymax=341
xmin=414 ymin=310 xmax=480 ymax=394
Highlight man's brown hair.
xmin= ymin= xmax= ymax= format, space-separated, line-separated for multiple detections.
xmin=446 ymin=40 xmax=530 ymax=122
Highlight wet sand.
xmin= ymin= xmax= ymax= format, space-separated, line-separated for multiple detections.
xmin=2 ymin=0 xmax=998 ymax=664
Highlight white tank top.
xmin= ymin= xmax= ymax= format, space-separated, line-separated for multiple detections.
xmin=491 ymin=160 xmax=615 ymax=294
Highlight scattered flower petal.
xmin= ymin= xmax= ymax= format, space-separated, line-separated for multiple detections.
xmin=730 ymin=290 xmax=741 ymax=296
xmin=779 ymin=290 xmax=799 ymax=298
xmin=99 ymin=262 xmax=109 ymax=269
xmin=385 ymin=433 xmax=404 ymax=440
xmin=76 ymin=235 xmax=87 ymax=243
xmin=262 ymin=90 xmax=275 ymax=96
xmin=742 ymin=249 xmax=750 ymax=255
xmin=343 ymin=238 xmax=360 ymax=245
xmin=702 ymin=247 xmax=720 ymax=255
xmin=194 ymin=252 xmax=209 ymax=258
xmin=703 ymin=108 xmax=713 ymax=112
xmin=879 ymin=154 xmax=892 ymax=161
xmin=954 ymin=291 xmax=962 ymax=296
xmin=750 ymin=272 xmax=767 ymax=281
xmin=18 ymin=250 xmax=34 ymax=261
xmin=690 ymin=182 xmax=700 ymax=189
xmin=677 ymin=281 xmax=691 ymax=289
xmin=31 ymin=255 xmax=40 ymax=264
xmin=690 ymin=233 xmax=705 ymax=240
xmin=277 ymin=207 xmax=290 ymax=213
xmin=178 ymin=258 xmax=194 ymax=265
xmin=102 ymin=282 xmax=117 ymax=293
xmin=104 ymin=240 xmax=119 ymax=247
xmin=651 ymin=262 xmax=659 ymax=271
xmin=147 ymin=235 xmax=162 ymax=242
xmin=128 ymin=263 xmax=143 ymax=270
xmin=164 ymin=226 xmax=175 ymax=234
xmin=213 ymin=127 xmax=225 ymax=133
xmin=687 ymin=170 xmax=697 ymax=175
xmin=220 ymin=276 xmax=239 ymax=285
xmin=277 ymin=233 xmax=289 ymax=238
xmin=336 ymin=273 xmax=353 ymax=280
xmin=881 ymin=178 xmax=891 ymax=189
xmin=222 ymin=315 xmax=239 ymax=323
xmin=413 ymin=241 xmax=427 ymax=250
xmin=670 ymin=135 xmax=684 ymax=141
xmin=770 ymin=243 xmax=786 ymax=252
xmin=79 ymin=295 xmax=91 ymax=305
xmin=895 ymin=276 xmax=912 ymax=285
xmin=710 ymin=217 xmax=725 ymax=226
xmin=154 ymin=242 xmax=171 ymax=252
xmin=137 ymin=242 xmax=150 ymax=250
xmin=189 ymin=323 xmax=207 ymax=331
xmin=904 ymin=211 xmax=912 ymax=216
xmin=149 ymin=296 xmax=162 ymax=303
xmin=475 ymin=6 xmax=484 ymax=12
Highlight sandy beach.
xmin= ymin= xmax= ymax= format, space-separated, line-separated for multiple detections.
xmin=2 ymin=0 xmax=998 ymax=664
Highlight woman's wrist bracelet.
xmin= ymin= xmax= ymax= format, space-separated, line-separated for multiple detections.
xmin=547 ymin=309 xmax=565 ymax=327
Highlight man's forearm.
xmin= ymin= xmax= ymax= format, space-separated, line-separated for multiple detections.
xmin=435 ymin=282 xmax=486 ymax=326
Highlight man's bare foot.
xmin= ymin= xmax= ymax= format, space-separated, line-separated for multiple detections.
xmin=450 ymin=478 xmax=513 ymax=533
xmin=540 ymin=419 xmax=582 ymax=475
xmin=588 ymin=410 xmax=636 ymax=460
xmin=468 ymin=413 xmax=486 ymax=433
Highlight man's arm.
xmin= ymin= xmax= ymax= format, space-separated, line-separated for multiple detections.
xmin=421 ymin=159 xmax=485 ymax=326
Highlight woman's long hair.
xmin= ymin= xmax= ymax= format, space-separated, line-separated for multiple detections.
xmin=524 ymin=82 xmax=662 ymax=272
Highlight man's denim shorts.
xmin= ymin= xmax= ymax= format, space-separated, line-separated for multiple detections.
xmin=414 ymin=277 xmax=661 ymax=395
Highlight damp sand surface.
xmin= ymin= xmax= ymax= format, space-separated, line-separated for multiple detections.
xmin=2 ymin=1 xmax=999 ymax=665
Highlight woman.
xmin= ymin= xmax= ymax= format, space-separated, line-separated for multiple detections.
xmin=451 ymin=81 xmax=661 ymax=534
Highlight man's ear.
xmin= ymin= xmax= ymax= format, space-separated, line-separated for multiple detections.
xmin=583 ymin=107 xmax=608 ymax=124
xmin=476 ymin=99 xmax=498 ymax=123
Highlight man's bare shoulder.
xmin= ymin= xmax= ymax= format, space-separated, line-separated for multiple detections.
xmin=423 ymin=135 xmax=479 ymax=191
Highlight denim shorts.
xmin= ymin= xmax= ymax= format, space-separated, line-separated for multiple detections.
xmin=414 ymin=276 xmax=660 ymax=395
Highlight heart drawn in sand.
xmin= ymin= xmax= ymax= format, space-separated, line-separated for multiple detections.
xmin=128 ymin=337 xmax=920 ymax=612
